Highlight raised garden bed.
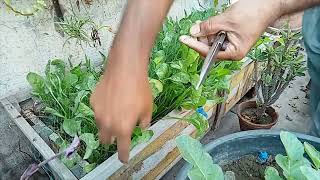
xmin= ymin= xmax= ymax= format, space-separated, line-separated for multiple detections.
xmin=1 ymin=7 xmax=259 ymax=179
xmin=1 ymin=57 xmax=255 ymax=179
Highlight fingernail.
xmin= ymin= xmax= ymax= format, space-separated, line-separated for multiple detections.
xmin=120 ymin=158 xmax=129 ymax=165
xmin=190 ymin=24 xmax=200 ymax=35
xmin=179 ymin=35 xmax=189 ymax=43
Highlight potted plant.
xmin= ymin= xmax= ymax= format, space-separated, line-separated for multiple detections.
xmin=175 ymin=130 xmax=320 ymax=180
xmin=237 ymin=27 xmax=306 ymax=130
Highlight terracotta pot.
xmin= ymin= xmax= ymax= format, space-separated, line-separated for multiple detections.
xmin=237 ymin=101 xmax=278 ymax=131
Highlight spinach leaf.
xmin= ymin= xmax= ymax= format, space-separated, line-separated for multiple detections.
xmin=80 ymin=133 xmax=99 ymax=160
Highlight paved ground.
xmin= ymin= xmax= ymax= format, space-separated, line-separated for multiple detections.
xmin=0 ymin=103 xmax=48 ymax=180
xmin=163 ymin=74 xmax=312 ymax=179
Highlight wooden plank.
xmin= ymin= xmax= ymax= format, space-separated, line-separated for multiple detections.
xmin=143 ymin=106 xmax=216 ymax=180
xmin=82 ymin=101 xmax=216 ymax=180
xmin=81 ymin=109 xmax=191 ymax=180
xmin=143 ymin=124 xmax=196 ymax=180
xmin=222 ymin=59 xmax=256 ymax=114
xmin=0 ymin=98 xmax=77 ymax=180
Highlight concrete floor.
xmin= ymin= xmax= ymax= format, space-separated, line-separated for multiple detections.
xmin=162 ymin=74 xmax=312 ymax=179
xmin=0 ymin=103 xmax=48 ymax=180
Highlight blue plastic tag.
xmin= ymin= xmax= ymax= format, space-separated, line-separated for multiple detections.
xmin=196 ymin=107 xmax=208 ymax=119
xmin=257 ymin=151 xmax=269 ymax=164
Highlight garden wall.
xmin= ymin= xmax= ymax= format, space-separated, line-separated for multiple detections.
xmin=0 ymin=0 xmax=226 ymax=100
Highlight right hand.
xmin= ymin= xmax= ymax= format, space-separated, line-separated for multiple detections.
xmin=179 ymin=0 xmax=282 ymax=60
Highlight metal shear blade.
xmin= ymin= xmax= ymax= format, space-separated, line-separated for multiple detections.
xmin=195 ymin=31 xmax=227 ymax=90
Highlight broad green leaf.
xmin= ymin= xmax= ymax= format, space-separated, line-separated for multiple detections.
xmin=153 ymin=55 xmax=164 ymax=66
xmin=86 ymin=75 xmax=97 ymax=91
xmin=45 ymin=59 xmax=65 ymax=78
xmin=176 ymin=135 xmax=224 ymax=180
xmin=191 ymin=74 xmax=200 ymax=88
xmin=63 ymin=73 xmax=78 ymax=88
xmin=304 ymin=142 xmax=320 ymax=169
xmin=63 ymin=119 xmax=81 ymax=137
xmin=78 ymin=103 xmax=94 ymax=117
xmin=188 ymin=167 xmax=206 ymax=180
xmin=83 ymin=163 xmax=96 ymax=173
xmin=26 ymin=72 xmax=45 ymax=93
xmin=74 ymin=90 xmax=89 ymax=110
xmin=149 ymin=78 xmax=163 ymax=98
xmin=170 ymin=61 xmax=183 ymax=70
xmin=170 ymin=72 xmax=190 ymax=84
xmin=186 ymin=49 xmax=199 ymax=68
xmin=181 ymin=45 xmax=199 ymax=69
xmin=162 ymin=32 xmax=173 ymax=48
xmin=80 ymin=133 xmax=99 ymax=159
xmin=179 ymin=19 xmax=193 ymax=35
xmin=265 ymin=166 xmax=283 ymax=180
xmin=300 ymin=166 xmax=320 ymax=180
xmin=181 ymin=101 xmax=194 ymax=110
xmin=131 ymin=128 xmax=154 ymax=148
xmin=156 ymin=63 xmax=169 ymax=79
xmin=216 ymin=68 xmax=231 ymax=77
xmin=280 ymin=131 xmax=304 ymax=161
xmin=275 ymin=154 xmax=310 ymax=179
xmin=44 ymin=107 xmax=65 ymax=118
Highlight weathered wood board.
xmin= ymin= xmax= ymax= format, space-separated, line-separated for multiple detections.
xmin=0 ymin=98 xmax=77 ymax=180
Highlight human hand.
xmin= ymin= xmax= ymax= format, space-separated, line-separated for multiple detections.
xmin=179 ymin=0 xmax=282 ymax=60
xmin=90 ymin=54 xmax=153 ymax=163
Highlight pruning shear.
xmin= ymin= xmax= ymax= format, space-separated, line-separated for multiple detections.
xmin=196 ymin=31 xmax=228 ymax=90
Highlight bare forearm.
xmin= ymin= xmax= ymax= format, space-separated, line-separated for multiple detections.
xmin=280 ymin=0 xmax=320 ymax=15
xmin=107 ymin=0 xmax=173 ymax=75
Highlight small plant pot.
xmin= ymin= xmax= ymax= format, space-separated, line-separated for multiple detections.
xmin=237 ymin=101 xmax=278 ymax=131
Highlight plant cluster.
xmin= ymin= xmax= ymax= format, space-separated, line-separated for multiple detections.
xmin=248 ymin=28 xmax=306 ymax=120
xmin=176 ymin=132 xmax=320 ymax=180
xmin=265 ymin=132 xmax=320 ymax=180
xmin=27 ymin=8 xmax=241 ymax=172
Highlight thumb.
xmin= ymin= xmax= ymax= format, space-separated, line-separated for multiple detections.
xmin=190 ymin=17 xmax=222 ymax=37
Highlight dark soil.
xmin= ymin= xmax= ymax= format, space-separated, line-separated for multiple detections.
xmin=222 ymin=155 xmax=282 ymax=180
xmin=241 ymin=108 xmax=273 ymax=124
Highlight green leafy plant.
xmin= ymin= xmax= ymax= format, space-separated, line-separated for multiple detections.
xmin=27 ymin=6 xmax=241 ymax=171
xmin=248 ymin=27 xmax=306 ymax=121
xmin=177 ymin=132 xmax=320 ymax=180
xmin=149 ymin=7 xmax=241 ymax=122
xmin=264 ymin=131 xmax=320 ymax=180
xmin=176 ymin=135 xmax=235 ymax=180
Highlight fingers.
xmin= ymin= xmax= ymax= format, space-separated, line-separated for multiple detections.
xmin=139 ymin=110 xmax=152 ymax=129
xmin=117 ymin=131 xmax=131 ymax=164
xmin=179 ymin=35 xmax=209 ymax=57
xmin=99 ymin=127 xmax=114 ymax=144
xmin=195 ymin=21 xmax=209 ymax=45
xmin=190 ymin=17 xmax=222 ymax=37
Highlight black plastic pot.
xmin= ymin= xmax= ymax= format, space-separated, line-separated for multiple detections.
xmin=176 ymin=130 xmax=320 ymax=180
